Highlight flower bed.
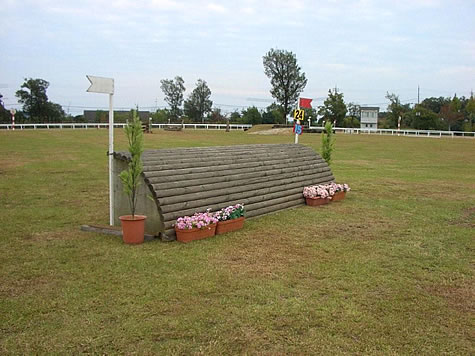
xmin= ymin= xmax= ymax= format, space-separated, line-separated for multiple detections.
xmin=215 ymin=204 xmax=246 ymax=235
xmin=303 ymin=183 xmax=351 ymax=205
xmin=174 ymin=204 xmax=246 ymax=241
xmin=174 ymin=210 xmax=219 ymax=243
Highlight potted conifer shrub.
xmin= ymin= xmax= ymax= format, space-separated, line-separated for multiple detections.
xmin=119 ymin=111 xmax=147 ymax=244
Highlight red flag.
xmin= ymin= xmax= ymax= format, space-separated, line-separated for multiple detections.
xmin=299 ymin=98 xmax=312 ymax=109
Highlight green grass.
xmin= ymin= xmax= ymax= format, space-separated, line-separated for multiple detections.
xmin=0 ymin=129 xmax=474 ymax=354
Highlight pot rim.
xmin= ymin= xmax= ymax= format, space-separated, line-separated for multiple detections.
xmin=119 ymin=215 xmax=147 ymax=221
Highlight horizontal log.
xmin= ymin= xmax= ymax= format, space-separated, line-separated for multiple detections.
xmin=143 ymin=145 xmax=312 ymax=163
xmin=144 ymin=152 xmax=319 ymax=172
xmin=161 ymin=185 xmax=305 ymax=214
xmin=145 ymin=160 xmax=327 ymax=184
xmin=154 ymin=168 xmax=333 ymax=198
xmin=245 ymin=200 xmax=304 ymax=218
xmin=158 ymin=174 xmax=333 ymax=206
xmin=144 ymin=155 xmax=322 ymax=178
xmin=163 ymin=198 xmax=305 ymax=232
xmin=150 ymin=163 xmax=327 ymax=191
xmin=160 ymin=173 xmax=331 ymax=222
xmin=142 ymin=143 xmax=311 ymax=157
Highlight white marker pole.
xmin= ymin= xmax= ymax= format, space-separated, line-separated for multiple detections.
xmin=10 ymin=109 xmax=16 ymax=130
xmin=86 ymin=75 xmax=115 ymax=226
xmin=295 ymin=119 xmax=301 ymax=144
xmin=108 ymin=93 xmax=114 ymax=226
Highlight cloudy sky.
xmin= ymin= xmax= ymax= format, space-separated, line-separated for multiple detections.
xmin=1 ymin=0 xmax=474 ymax=115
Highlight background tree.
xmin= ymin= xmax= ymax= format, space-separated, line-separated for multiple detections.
xmin=229 ymin=111 xmax=241 ymax=123
xmin=15 ymin=78 xmax=64 ymax=123
xmin=151 ymin=108 xmax=171 ymax=124
xmin=420 ymin=96 xmax=448 ymax=114
xmin=0 ymin=94 xmax=11 ymax=124
xmin=240 ymin=106 xmax=262 ymax=125
xmin=464 ymin=93 xmax=475 ymax=132
xmin=439 ymin=99 xmax=462 ymax=131
xmin=385 ymin=92 xmax=410 ymax=128
xmin=47 ymin=103 xmax=66 ymax=123
xmin=262 ymin=103 xmax=283 ymax=124
xmin=208 ymin=108 xmax=226 ymax=123
xmin=263 ymin=48 xmax=307 ymax=124
xmin=184 ymin=79 xmax=212 ymax=123
xmin=343 ymin=102 xmax=361 ymax=128
xmin=318 ymin=89 xmax=347 ymax=127
xmin=407 ymin=105 xmax=442 ymax=130
xmin=160 ymin=76 xmax=185 ymax=122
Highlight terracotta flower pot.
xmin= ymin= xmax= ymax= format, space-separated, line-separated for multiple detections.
xmin=175 ymin=223 xmax=217 ymax=243
xmin=119 ymin=215 xmax=147 ymax=244
xmin=305 ymin=197 xmax=330 ymax=206
xmin=332 ymin=191 xmax=346 ymax=202
xmin=216 ymin=217 xmax=245 ymax=235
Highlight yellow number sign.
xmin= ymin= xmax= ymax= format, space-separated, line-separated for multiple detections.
xmin=294 ymin=109 xmax=304 ymax=121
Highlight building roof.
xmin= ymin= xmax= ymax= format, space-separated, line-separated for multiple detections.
xmin=360 ymin=107 xmax=380 ymax=111
xmin=114 ymin=144 xmax=334 ymax=238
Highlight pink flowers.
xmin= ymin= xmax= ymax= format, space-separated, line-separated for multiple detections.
xmin=303 ymin=183 xmax=351 ymax=199
xmin=215 ymin=204 xmax=245 ymax=222
xmin=303 ymin=185 xmax=331 ymax=199
xmin=175 ymin=204 xmax=245 ymax=230
xmin=175 ymin=210 xmax=218 ymax=230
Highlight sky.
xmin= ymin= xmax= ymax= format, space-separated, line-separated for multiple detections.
xmin=1 ymin=0 xmax=474 ymax=115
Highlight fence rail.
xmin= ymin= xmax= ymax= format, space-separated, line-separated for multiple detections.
xmin=1 ymin=123 xmax=473 ymax=138
xmin=308 ymin=126 xmax=475 ymax=138
xmin=0 ymin=123 xmax=252 ymax=130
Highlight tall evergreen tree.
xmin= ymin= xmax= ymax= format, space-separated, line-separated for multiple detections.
xmin=160 ymin=76 xmax=185 ymax=122
xmin=318 ymin=89 xmax=347 ymax=127
xmin=184 ymin=79 xmax=212 ymax=123
xmin=263 ymin=48 xmax=307 ymax=124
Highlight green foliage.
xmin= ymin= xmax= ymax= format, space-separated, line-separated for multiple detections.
xmin=263 ymin=48 xmax=307 ymax=124
xmin=385 ymin=92 xmax=411 ymax=128
xmin=260 ymin=103 xmax=283 ymax=124
xmin=420 ymin=96 xmax=449 ymax=114
xmin=343 ymin=116 xmax=360 ymax=128
xmin=301 ymin=107 xmax=317 ymax=125
xmin=229 ymin=111 xmax=241 ymax=123
xmin=151 ymin=108 xmax=170 ymax=124
xmin=321 ymin=121 xmax=335 ymax=165
xmin=15 ymin=78 xmax=65 ymax=123
xmin=207 ymin=108 xmax=226 ymax=123
xmin=160 ymin=76 xmax=185 ymax=122
xmin=184 ymin=79 xmax=213 ymax=123
xmin=347 ymin=103 xmax=361 ymax=121
xmin=241 ymin=106 xmax=262 ymax=125
xmin=119 ymin=110 xmax=144 ymax=217
xmin=407 ymin=105 xmax=444 ymax=130
xmin=318 ymin=89 xmax=347 ymax=127
xmin=0 ymin=93 xmax=11 ymax=124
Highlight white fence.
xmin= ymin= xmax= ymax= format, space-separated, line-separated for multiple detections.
xmin=309 ymin=126 xmax=475 ymax=138
xmin=1 ymin=123 xmax=473 ymax=138
xmin=0 ymin=123 xmax=252 ymax=131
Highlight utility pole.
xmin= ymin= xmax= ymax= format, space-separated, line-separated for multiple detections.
xmin=417 ymin=85 xmax=420 ymax=105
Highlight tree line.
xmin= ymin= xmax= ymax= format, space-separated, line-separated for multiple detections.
xmin=2 ymin=50 xmax=474 ymax=131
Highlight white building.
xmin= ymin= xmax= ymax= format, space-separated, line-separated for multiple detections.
xmin=360 ymin=107 xmax=379 ymax=129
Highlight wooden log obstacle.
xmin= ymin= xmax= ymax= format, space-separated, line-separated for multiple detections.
xmin=113 ymin=144 xmax=334 ymax=240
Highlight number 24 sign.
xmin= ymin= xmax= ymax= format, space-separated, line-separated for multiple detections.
xmin=294 ymin=109 xmax=305 ymax=121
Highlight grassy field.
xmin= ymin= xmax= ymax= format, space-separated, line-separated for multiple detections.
xmin=0 ymin=129 xmax=474 ymax=354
